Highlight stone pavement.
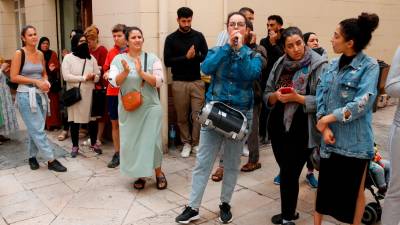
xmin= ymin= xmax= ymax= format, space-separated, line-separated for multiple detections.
xmin=0 ymin=104 xmax=396 ymax=225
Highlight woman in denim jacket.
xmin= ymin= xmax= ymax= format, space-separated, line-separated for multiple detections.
xmin=315 ymin=13 xmax=380 ymax=225
xmin=264 ymin=27 xmax=327 ymax=225
xmin=382 ymin=46 xmax=400 ymax=225
xmin=175 ymin=11 xmax=262 ymax=224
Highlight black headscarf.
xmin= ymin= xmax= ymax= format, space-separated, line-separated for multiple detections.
xmin=38 ymin=37 xmax=53 ymax=63
xmin=71 ymin=33 xmax=91 ymax=59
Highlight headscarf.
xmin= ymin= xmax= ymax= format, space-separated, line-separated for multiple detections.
xmin=282 ymin=47 xmax=313 ymax=132
xmin=71 ymin=33 xmax=91 ymax=59
xmin=38 ymin=37 xmax=52 ymax=63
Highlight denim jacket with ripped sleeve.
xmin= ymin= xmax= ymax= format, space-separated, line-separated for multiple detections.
xmin=316 ymin=51 xmax=379 ymax=159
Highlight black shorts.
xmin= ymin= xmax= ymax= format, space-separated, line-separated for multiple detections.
xmin=107 ymin=96 xmax=119 ymax=120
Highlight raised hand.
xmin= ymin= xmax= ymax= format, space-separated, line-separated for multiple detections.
xmin=229 ymin=30 xmax=243 ymax=50
xmin=186 ymin=45 xmax=195 ymax=59
xmin=121 ymin=59 xmax=130 ymax=74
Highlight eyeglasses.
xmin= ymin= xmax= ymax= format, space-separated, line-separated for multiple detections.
xmin=228 ymin=22 xmax=246 ymax=28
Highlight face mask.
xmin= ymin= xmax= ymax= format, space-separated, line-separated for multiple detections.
xmin=73 ymin=42 xmax=91 ymax=59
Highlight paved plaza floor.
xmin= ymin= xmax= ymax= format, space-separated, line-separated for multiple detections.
xmin=0 ymin=104 xmax=396 ymax=225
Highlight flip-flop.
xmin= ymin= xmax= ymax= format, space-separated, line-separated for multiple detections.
xmin=133 ymin=178 xmax=146 ymax=190
xmin=211 ymin=167 xmax=224 ymax=182
xmin=241 ymin=162 xmax=262 ymax=172
xmin=156 ymin=172 xmax=168 ymax=190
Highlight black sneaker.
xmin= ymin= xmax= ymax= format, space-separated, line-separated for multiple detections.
xmin=48 ymin=159 xmax=67 ymax=172
xmin=175 ymin=206 xmax=200 ymax=224
xmin=107 ymin=153 xmax=120 ymax=168
xmin=28 ymin=157 xmax=40 ymax=170
xmin=219 ymin=202 xmax=233 ymax=224
xmin=271 ymin=213 xmax=299 ymax=224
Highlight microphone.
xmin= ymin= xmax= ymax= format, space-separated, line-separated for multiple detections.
xmin=233 ymin=36 xmax=238 ymax=46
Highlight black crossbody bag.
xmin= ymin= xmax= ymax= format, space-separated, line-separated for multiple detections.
xmin=62 ymin=59 xmax=86 ymax=107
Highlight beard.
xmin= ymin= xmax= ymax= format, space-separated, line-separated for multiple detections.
xmin=179 ymin=25 xmax=191 ymax=32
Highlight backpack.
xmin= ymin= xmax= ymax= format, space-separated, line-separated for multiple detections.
xmin=6 ymin=49 xmax=25 ymax=90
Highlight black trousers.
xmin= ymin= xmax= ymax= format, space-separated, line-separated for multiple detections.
xmin=268 ymin=103 xmax=311 ymax=220
xmin=70 ymin=121 xmax=98 ymax=147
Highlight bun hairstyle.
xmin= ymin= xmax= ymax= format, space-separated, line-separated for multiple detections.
xmin=339 ymin=12 xmax=379 ymax=52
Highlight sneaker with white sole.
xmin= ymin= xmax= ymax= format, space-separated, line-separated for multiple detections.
xmin=181 ymin=143 xmax=192 ymax=158
xmin=219 ymin=202 xmax=233 ymax=224
xmin=175 ymin=206 xmax=200 ymax=224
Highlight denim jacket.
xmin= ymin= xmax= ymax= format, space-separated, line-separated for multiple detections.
xmin=201 ymin=44 xmax=262 ymax=111
xmin=316 ymin=52 xmax=379 ymax=159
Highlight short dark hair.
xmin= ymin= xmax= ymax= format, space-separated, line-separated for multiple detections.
xmin=239 ymin=7 xmax=254 ymax=15
xmin=268 ymin=15 xmax=283 ymax=25
xmin=226 ymin=11 xmax=247 ymax=29
xmin=177 ymin=7 xmax=193 ymax=18
xmin=124 ymin=26 xmax=144 ymax=41
xmin=281 ymin=27 xmax=303 ymax=47
xmin=112 ymin=24 xmax=127 ymax=33
xmin=339 ymin=12 xmax=379 ymax=52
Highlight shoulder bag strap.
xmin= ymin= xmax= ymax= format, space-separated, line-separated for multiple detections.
xmin=78 ymin=59 xmax=86 ymax=88
xmin=19 ymin=48 xmax=25 ymax=74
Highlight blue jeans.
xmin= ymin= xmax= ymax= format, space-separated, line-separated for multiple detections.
xmin=370 ymin=160 xmax=391 ymax=188
xmin=17 ymin=92 xmax=55 ymax=160
xmin=189 ymin=110 xmax=252 ymax=209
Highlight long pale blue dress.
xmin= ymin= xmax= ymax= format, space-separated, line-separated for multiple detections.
xmin=111 ymin=52 xmax=163 ymax=178
xmin=0 ymin=71 xmax=19 ymax=135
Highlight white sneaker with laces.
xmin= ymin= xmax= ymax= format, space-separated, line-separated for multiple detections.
xmin=181 ymin=143 xmax=192 ymax=158
xmin=242 ymin=144 xmax=249 ymax=157
xmin=192 ymin=145 xmax=199 ymax=153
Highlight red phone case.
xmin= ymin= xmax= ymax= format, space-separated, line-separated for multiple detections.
xmin=280 ymin=87 xmax=293 ymax=94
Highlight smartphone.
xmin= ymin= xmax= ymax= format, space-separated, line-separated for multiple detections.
xmin=280 ymin=87 xmax=293 ymax=94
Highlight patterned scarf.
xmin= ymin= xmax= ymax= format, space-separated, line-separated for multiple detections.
xmin=283 ymin=47 xmax=312 ymax=132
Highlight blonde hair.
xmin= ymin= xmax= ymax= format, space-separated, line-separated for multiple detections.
xmin=84 ymin=25 xmax=99 ymax=42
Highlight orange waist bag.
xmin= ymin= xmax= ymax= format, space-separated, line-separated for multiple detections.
xmin=120 ymin=53 xmax=147 ymax=112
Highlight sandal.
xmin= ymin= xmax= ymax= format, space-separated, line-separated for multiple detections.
xmin=133 ymin=178 xmax=146 ymax=190
xmin=156 ymin=172 xmax=168 ymax=190
xmin=57 ymin=130 xmax=69 ymax=141
xmin=241 ymin=162 xmax=262 ymax=172
xmin=211 ymin=167 xmax=224 ymax=182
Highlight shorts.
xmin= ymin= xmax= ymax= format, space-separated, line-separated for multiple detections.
xmin=107 ymin=96 xmax=119 ymax=120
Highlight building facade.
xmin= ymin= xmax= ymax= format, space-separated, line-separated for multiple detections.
xmin=1 ymin=0 xmax=400 ymax=149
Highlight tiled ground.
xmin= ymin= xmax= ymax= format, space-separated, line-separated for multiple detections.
xmin=0 ymin=104 xmax=395 ymax=225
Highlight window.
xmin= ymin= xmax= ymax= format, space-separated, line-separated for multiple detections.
xmin=14 ymin=0 xmax=26 ymax=48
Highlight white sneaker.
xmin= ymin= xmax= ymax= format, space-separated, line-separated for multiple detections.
xmin=181 ymin=143 xmax=192 ymax=158
xmin=242 ymin=144 xmax=249 ymax=157
xmin=192 ymin=145 xmax=199 ymax=153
